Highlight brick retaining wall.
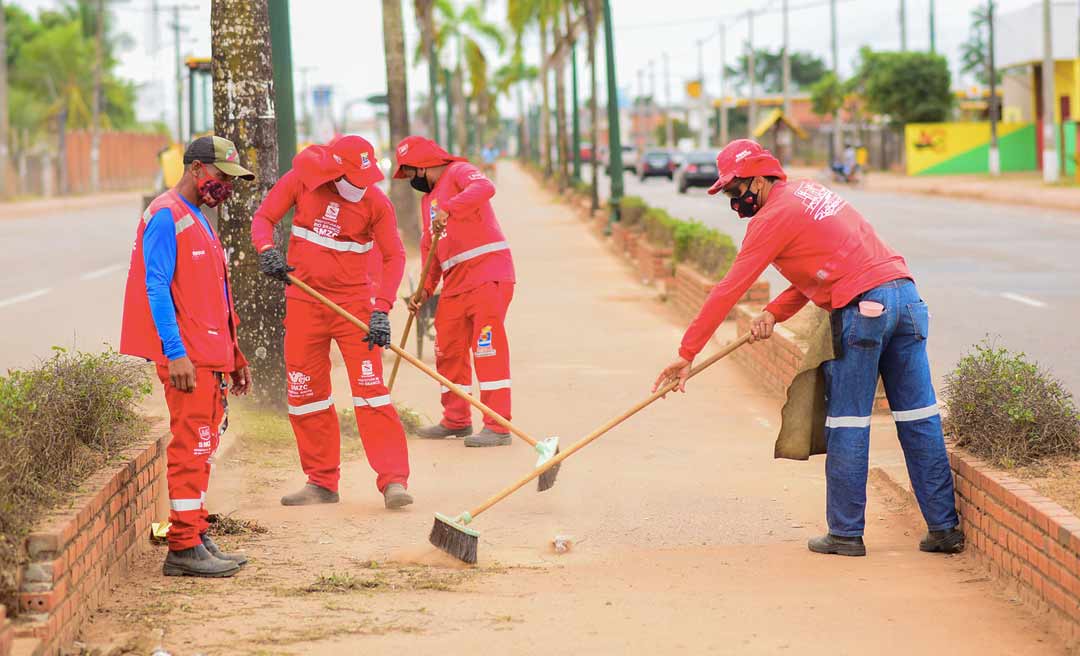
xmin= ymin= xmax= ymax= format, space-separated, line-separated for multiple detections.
xmin=672 ymin=263 xmax=770 ymax=320
xmin=951 ymin=450 xmax=1080 ymax=641
xmin=11 ymin=429 xmax=168 ymax=655
xmin=0 ymin=606 xmax=12 ymax=656
xmin=635 ymin=240 xmax=673 ymax=285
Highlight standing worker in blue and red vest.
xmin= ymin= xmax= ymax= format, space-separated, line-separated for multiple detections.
xmin=653 ymin=139 xmax=963 ymax=558
xmin=394 ymin=136 xmax=516 ymax=447
xmin=252 ymin=136 xmax=414 ymax=509
xmin=121 ymin=136 xmax=254 ymax=578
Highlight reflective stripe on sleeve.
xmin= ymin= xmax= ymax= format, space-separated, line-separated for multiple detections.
xmin=174 ymin=215 xmax=195 ymax=235
xmin=288 ymin=397 xmax=334 ymax=415
xmin=441 ymin=240 xmax=510 ymax=270
xmin=824 ymin=415 xmax=872 ymax=429
xmin=292 ymin=225 xmax=374 ymax=254
xmin=892 ymin=404 xmax=940 ymax=422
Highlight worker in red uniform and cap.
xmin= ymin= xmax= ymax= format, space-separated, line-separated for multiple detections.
xmin=252 ymin=135 xmax=413 ymax=509
xmin=121 ymin=135 xmax=254 ymax=577
xmin=394 ymin=136 xmax=516 ymax=447
xmin=653 ymin=139 xmax=963 ymax=558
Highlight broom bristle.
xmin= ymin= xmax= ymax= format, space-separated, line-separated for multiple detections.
xmin=536 ymin=446 xmax=561 ymax=492
xmin=429 ymin=512 xmax=478 ymax=564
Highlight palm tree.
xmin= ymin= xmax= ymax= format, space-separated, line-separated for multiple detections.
xmin=413 ymin=0 xmax=440 ymax=142
xmin=494 ymin=51 xmax=537 ymax=160
xmin=583 ymin=0 xmax=599 ymax=212
xmin=433 ymin=0 xmax=505 ymax=157
xmin=381 ymin=0 xmax=419 ymax=242
xmin=552 ymin=2 xmax=569 ymax=190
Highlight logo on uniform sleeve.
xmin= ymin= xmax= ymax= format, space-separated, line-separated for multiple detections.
xmin=475 ymin=325 xmax=496 ymax=358
xmin=360 ymin=152 xmax=371 ymax=169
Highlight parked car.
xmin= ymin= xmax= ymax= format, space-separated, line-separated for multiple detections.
xmin=603 ymin=144 xmax=638 ymax=174
xmin=579 ymin=141 xmax=594 ymax=163
xmin=676 ymin=151 xmax=720 ymax=193
xmin=637 ymin=150 xmax=676 ymax=181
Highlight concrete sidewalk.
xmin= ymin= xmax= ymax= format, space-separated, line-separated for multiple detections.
xmin=82 ymin=161 xmax=1063 ymax=654
xmin=788 ymin=165 xmax=1080 ymax=214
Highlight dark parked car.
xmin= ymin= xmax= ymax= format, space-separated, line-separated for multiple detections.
xmin=676 ymin=151 xmax=719 ymax=193
xmin=637 ymin=150 xmax=675 ymax=181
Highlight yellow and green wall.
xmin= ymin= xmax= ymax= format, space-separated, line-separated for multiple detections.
xmin=905 ymin=121 xmax=1077 ymax=176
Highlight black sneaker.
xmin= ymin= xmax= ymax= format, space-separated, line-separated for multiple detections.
xmin=163 ymin=544 xmax=240 ymax=577
xmin=415 ymin=423 xmax=474 ymax=439
xmin=280 ymin=483 xmax=339 ymax=506
xmin=201 ymin=533 xmax=248 ymax=566
xmin=808 ymin=534 xmax=867 ymax=557
xmin=920 ymin=528 xmax=965 ymax=554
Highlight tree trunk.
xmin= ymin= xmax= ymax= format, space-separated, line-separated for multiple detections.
xmin=56 ymin=108 xmax=67 ymax=196
xmin=553 ymin=11 xmax=569 ymax=191
xmin=585 ymin=0 xmax=599 ymax=212
xmin=381 ymin=0 xmax=419 ymax=243
xmin=0 ymin=2 xmax=10 ymax=199
xmin=415 ymin=0 xmax=439 ymax=143
xmin=211 ymin=0 xmax=286 ymax=408
xmin=516 ymin=82 xmax=528 ymax=161
xmin=538 ymin=18 xmax=552 ymax=177
xmin=90 ymin=0 xmax=103 ymax=193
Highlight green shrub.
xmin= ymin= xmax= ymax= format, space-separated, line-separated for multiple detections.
xmin=572 ymin=179 xmax=591 ymax=195
xmin=642 ymin=207 xmax=680 ymax=248
xmin=943 ymin=341 xmax=1080 ymax=467
xmin=0 ymin=348 xmax=151 ymax=614
xmin=619 ymin=196 xmax=648 ymax=228
xmin=671 ymin=220 xmax=737 ymax=279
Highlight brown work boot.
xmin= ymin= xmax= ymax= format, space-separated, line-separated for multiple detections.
xmin=280 ymin=483 xmax=339 ymax=506
xmin=808 ymin=534 xmax=866 ymax=557
xmin=415 ymin=423 xmax=474 ymax=439
xmin=464 ymin=428 xmax=512 ymax=447
xmin=163 ymin=544 xmax=239 ymax=578
xmin=920 ymin=527 xmax=965 ymax=554
xmin=383 ymin=483 xmax=413 ymax=509
xmin=201 ymin=533 xmax=248 ymax=566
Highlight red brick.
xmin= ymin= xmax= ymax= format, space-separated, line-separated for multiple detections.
xmin=1024 ymin=522 xmax=1045 ymax=547
xmin=25 ymin=532 xmax=60 ymax=560
xmin=1047 ymin=581 xmax=1068 ymax=611
xmin=1032 ymin=571 xmax=1046 ymax=596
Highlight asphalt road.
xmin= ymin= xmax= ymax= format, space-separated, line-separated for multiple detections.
xmin=590 ymin=165 xmax=1080 ymax=396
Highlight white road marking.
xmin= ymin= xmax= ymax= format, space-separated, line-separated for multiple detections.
xmin=1000 ymin=292 xmax=1047 ymax=308
xmin=0 ymin=287 xmax=52 ymax=309
xmin=80 ymin=262 xmax=127 ymax=280
xmin=80 ymin=262 xmax=127 ymax=281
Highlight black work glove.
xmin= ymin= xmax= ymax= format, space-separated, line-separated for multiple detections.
xmin=259 ymin=248 xmax=294 ymax=283
xmin=363 ymin=311 xmax=391 ymax=350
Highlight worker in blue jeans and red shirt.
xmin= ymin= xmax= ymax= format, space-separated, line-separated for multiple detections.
xmin=653 ymin=139 xmax=963 ymax=556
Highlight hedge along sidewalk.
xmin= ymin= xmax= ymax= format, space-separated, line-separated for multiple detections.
xmin=6 ymin=423 xmax=168 ymax=656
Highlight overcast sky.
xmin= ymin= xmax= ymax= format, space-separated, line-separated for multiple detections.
xmin=9 ymin=0 xmax=1065 ymax=131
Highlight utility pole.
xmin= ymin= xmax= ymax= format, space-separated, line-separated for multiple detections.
xmin=636 ymin=67 xmax=645 ymax=149
xmin=929 ymin=0 xmax=937 ymax=54
xmin=444 ymin=68 xmax=453 ymax=152
xmin=90 ymin=0 xmax=104 ymax=193
xmin=1075 ymin=0 xmax=1079 ymax=182
xmin=0 ymin=1 xmax=12 ymax=198
xmin=172 ymin=5 xmax=183 ymax=143
xmin=697 ymin=39 xmax=707 ymax=148
xmin=900 ymin=0 xmax=907 ymax=51
xmin=572 ymin=42 xmax=581 ymax=181
xmin=663 ymin=52 xmax=674 ymax=148
xmin=269 ymin=0 xmax=296 ymax=176
xmin=298 ymin=66 xmax=314 ymax=143
xmin=1041 ymin=0 xmax=1058 ymax=183
xmin=988 ymin=0 xmax=999 ymax=175
xmin=780 ymin=0 xmax=791 ymax=162
xmin=747 ymin=11 xmax=757 ymax=137
xmin=719 ymin=22 xmax=728 ymax=146
xmin=648 ymin=58 xmax=656 ymax=147
xmin=602 ymin=0 xmax=623 ymax=226
xmin=830 ymin=0 xmax=842 ymax=163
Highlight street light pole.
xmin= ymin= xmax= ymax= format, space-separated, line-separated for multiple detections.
xmin=649 ymin=58 xmax=656 ymax=147
xmin=988 ymin=0 xmax=999 ymax=176
xmin=900 ymin=0 xmax=907 ymax=51
xmin=1041 ymin=0 xmax=1059 ymax=183
xmin=269 ymin=0 xmax=297 ymax=176
xmin=719 ymin=22 xmax=728 ymax=147
xmin=929 ymin=0 xmax=937 ymax=54
xmin=697 ymin=39 xmax=707 ymax=148
xmin=830 ymin=0 xmax=842 ymax=164
xmin=780 ymin=0 xmax=791 ymax=163
xmin=602 ymin=0 xmax=623 ymax=225
xmin=664 ymin=51 xmax=674 ymax=148
xmin=747 ymin=10 xmax=757 ymax=137
xmin=572 ymin=42 xmax=581 ymax=182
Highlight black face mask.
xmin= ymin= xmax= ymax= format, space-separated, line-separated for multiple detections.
xmin=410 ymin=171 xmax=432 ymax=193
xmin=730 ymin=186 xmax=761 ymax=218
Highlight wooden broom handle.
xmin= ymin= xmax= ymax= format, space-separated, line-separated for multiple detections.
xmin=466 ymin=333 xmax=753 ymax=519
xmin=287 ymin=273 xmax=540 ymax=447
xmin=387 ymin=231 xmax=441 ymax=392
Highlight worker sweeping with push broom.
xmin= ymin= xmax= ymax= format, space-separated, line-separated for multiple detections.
xmin=392 ymin=136 xmax=517 ymax=448
xmin=653 ymin=139 xmax=963 ymax=558
xmin=251 ymin=135 xmax=414 ymax=510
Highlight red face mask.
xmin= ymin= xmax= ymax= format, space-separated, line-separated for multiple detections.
xmin=196 ymin=167 xmax=234 ymax=207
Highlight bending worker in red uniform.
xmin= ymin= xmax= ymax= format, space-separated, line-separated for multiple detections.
xmin=121 ymin=136 xmax=254 ymax=577
xmin=394 ymin=136 xmax=516 ymax=447
xmin=252 ymin=136 xmax=413 ymax=509
xmin=653 ymin=139 xmax=963 ymax=558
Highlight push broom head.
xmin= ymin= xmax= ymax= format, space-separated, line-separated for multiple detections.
xmin=535 ymin=436 xmax=561 ymax=492
xmin=429 ymin=512 xmax=478 ymax=564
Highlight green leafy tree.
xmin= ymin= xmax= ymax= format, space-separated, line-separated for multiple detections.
xmin=725 ymin=49 xmax=828 ymax=95
xmin=960 ymin=4 xmax=992 ymax=86
xmin=853 ymin=48 xmax=952 ymax=125
xmin=654 ymin=118 xmax=692 ymax=146
xmin=809 ymin=72 xmax=843 ymax=118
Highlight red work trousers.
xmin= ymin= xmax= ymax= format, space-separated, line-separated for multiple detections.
xmin=434 ymin=281 xmax=514 ymax=432
xmin=285 ymin=296 xmax=410 ymax=493
xmin=156 ymin=364 xmax=225 ymax=552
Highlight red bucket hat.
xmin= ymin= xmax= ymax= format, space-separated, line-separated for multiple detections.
xmin=392 ymin=136 xmax=466 ymax=178
xmin=326 ymin=135 xmax=384 ymax=188
xmin=706 ymin=139 xmax=787 ymax=195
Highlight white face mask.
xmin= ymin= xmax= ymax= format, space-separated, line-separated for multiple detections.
xmin=334 ymin=178 xmax=367 ymax=202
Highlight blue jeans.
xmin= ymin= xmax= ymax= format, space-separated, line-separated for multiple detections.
xmin=822 ymin=279 xmax=958 ymax=537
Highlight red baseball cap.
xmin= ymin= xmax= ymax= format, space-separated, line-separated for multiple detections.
xmin=327 ymin=135 xmax=384 ymax=187
xmin=392 ymin=136 xmax=466 ymax=178
xmin=706 ymin=139 xmax=787 ymax=195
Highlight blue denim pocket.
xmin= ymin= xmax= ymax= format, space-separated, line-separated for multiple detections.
xmin=905 ymin=301 xmax=929 ymax=341
xmin=847 ymin=305 xmax=888 ymax=350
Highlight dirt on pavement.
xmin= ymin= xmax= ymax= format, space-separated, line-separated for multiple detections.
xmin=79 ymin=163 xmax=1066 ymax=655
